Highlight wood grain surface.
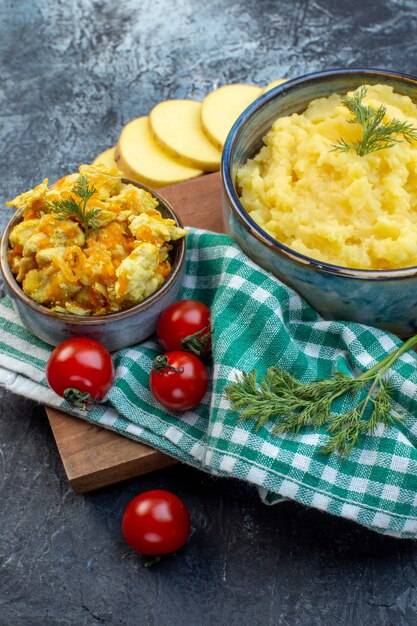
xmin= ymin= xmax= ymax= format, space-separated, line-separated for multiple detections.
xmin=46 ymin=171 xmax=223 ymax=493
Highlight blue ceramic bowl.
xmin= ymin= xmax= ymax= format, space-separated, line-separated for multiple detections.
xmin=221 ymin=68 xmax=417 ymax=337
xmin=0 ymin=180 xmax=186 ymax=351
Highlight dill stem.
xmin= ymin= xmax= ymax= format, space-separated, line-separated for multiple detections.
xmin=357 ymin=333 xmax=417 ymax=382
xmin=356 ymin=377 xmax=379 ymax=422
xmin=80 ymin=196 xmax=90 ymax=241
xmin=346 ymin=332 xmax=417 ymax=421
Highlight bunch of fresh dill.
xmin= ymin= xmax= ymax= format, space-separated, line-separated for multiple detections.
xmin=224 ymin=334 xmax=417 ymax=457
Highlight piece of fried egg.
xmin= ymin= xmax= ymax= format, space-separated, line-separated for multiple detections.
xmin=114 ymin=242 xmax=164 ymax=305
xmin=129 ymin=213 xmax=188 ymax=244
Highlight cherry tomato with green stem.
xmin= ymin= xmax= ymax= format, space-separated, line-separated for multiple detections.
xmin=157 ymin=299 xmax=211 ymax=358
xmin=150 ymin=350 xmax=208 ymax=411
xmin=46 ymin=337 xmax=114 ymax=409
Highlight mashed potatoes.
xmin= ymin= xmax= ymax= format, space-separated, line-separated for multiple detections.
xmin=7 ymin=164 xmax=187 ymax=315
xmin=237 ymin=84 xmax=417 ymax=269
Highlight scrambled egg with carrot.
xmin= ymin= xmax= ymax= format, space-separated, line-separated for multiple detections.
xmin=237 ymin=84 xmax=417 ymax=270
xmin=7 ymin=164 xmax=187 ymax=315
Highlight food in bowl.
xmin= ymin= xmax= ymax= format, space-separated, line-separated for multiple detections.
xmin=6 ymin=164 xmax=188 ymax=316
xmin=237 ymin=83 xmax=417 ymax=270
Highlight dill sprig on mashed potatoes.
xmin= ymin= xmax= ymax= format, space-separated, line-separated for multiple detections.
xmin=237 ymin=84 xmax=417 ymax=270
xmin=333 ymin=85 xmax=417 ymax=157
xmin=6 ymin=164 xmax=187 ymax=316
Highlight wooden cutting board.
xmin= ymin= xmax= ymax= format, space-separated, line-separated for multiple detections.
xmin=46 ymin=172 xmax=223 ymax=493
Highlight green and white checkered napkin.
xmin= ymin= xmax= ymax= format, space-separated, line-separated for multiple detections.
xmin=1 ymin=228 xmax=417 ymax=538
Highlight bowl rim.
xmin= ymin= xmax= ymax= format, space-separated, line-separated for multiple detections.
xmin=221 ymin=67 xmax=417 ymax=281
xmin=0 ymin=178 xmax=186 ymax=323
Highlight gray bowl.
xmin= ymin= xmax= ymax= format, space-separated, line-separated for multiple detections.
xmin=221 ymin=68 xmax=417 ymax=337
xmin=0 ymin=180 xmax=186 ymax=351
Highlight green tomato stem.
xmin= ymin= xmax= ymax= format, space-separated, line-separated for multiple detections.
xmin=152 ymin=355 xmax=183 ymax=374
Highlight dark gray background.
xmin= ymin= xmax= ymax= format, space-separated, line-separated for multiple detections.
xmin=1 ymin=1 xmax=417 ymax=625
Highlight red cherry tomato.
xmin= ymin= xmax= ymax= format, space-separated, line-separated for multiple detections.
xmin=46 ymin=337 xmax=113 ymax=407
xmin=150 ymin=350 xmax=208 ymax=411
xmin=157 ymin=299 xmax=211 ymax=357
xmin=122 ymin=490 xmax=191 ymax=555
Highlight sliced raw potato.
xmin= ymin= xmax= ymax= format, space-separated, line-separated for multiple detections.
xmin=150 ymin=99 xmax=222 ymax=172
xmin=115 ymin=116 xmax=203 ymax=188
xmin=92 ymin=146 xmax=118 ymax=168
xmin=261 ymin=78 xmax=288 ymax=94
xmin=201 ymin=83 xmax=262 ymax=150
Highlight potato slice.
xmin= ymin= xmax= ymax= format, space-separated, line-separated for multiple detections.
xmin=201 ymin=84 xmax=262 ymax=150
xmin=115 ymin=116 xmax=203 ymax=188
xmin=92 ymin=146 xmax=118 ymax=168
xmin=150 ymin=100 xmax=222 ymax=172
xmin=261 ymin=78 xmax=288 ymax=94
